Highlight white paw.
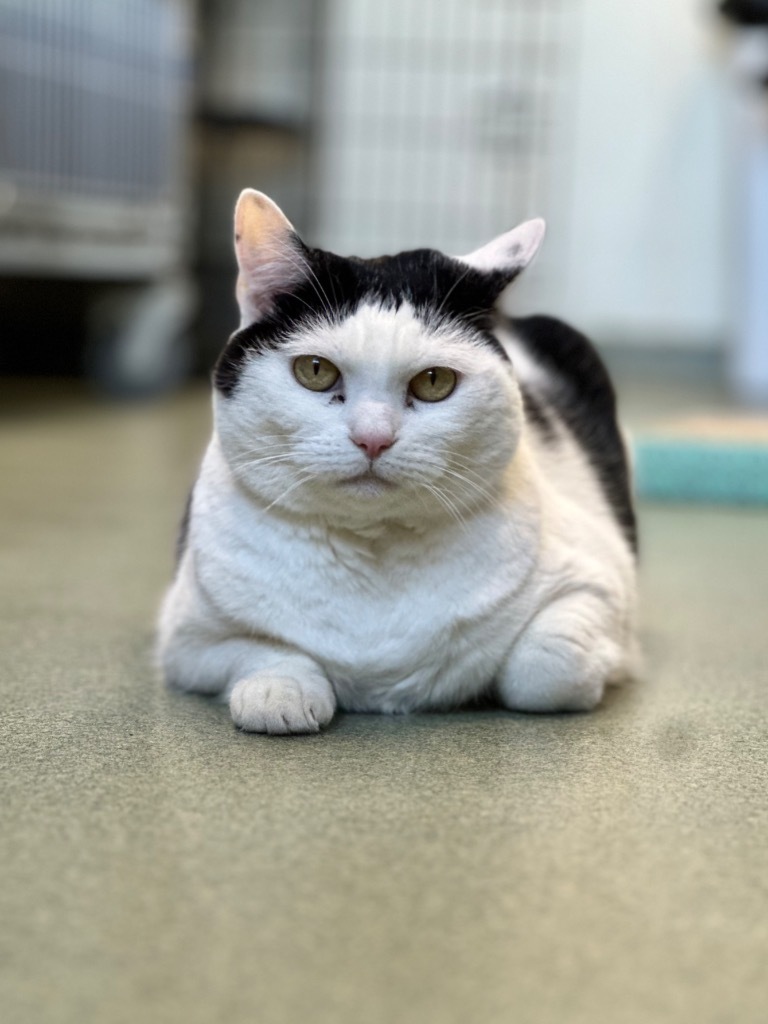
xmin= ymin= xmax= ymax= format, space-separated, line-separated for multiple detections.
xmin=499 ymin=637 xmax=616 ymax=713
xmin=229 ymin=673 xmax=336 ymax=734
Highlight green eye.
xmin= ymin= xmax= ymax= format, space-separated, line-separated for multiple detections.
xmin=409 ymin=366 xmax=457 ymax=402
xmin=293 ymin=355 xmax=341 ymax=392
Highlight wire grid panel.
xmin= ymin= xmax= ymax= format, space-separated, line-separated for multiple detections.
xmin=200 ymin=0 xmax=316 ymax=125
xmin=0 ymin=0 xmax=189 ymax=202
xmin=313 ymin=0 xmax=580 ymax=301
xmin=0 ymin=0 xmax=192 ymax=276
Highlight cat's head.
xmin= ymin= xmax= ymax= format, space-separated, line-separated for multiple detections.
xmin=213 ymin=189 xmax=545 ymax=529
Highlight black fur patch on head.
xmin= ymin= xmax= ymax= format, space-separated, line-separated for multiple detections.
xmin=214 ymin=244 xmax=513 ymax=396
xmin=509 ymin=315 xmax=638 ymax=554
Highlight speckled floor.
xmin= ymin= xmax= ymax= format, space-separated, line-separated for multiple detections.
xmin=1 ymin=375 xmax=767 ymax=1024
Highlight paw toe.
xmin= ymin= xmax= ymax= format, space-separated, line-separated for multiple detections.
xmin=229 ymin=675 xmax=334 ymax=734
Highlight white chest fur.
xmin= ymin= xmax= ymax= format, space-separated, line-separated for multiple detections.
xmin=172 ymin=436 xmax=545 ymax=712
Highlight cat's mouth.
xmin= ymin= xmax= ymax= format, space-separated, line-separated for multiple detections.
xmin=339 ymin=468 xmax=396 ymax=492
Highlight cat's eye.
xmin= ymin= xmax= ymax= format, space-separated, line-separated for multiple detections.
xmin=293 ymin=355 xmax=341 ymax=392
xmin=409 ymin=366 xmax=457 ymax=403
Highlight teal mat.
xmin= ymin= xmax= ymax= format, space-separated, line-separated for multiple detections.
xmin=633 ymin=429 xmax=768 ymax=505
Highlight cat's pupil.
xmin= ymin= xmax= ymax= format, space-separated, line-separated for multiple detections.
xmin=428 ymin=368 xmax=437 ymax=386
xmin=313 ymin=358 xmax=320 ymax=376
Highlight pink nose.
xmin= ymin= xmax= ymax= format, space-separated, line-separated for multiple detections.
xmin=352 ymin=433 xmax=394 ymax=459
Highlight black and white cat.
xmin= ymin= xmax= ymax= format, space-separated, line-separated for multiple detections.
xmin=157 ymin=189 xmax=638 ymax=733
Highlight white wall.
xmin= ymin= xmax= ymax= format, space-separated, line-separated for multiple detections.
xmin=314 ymin=0 xmax=730 ymax=350
xmin=553 ymin=0 xmax=729 ymax=347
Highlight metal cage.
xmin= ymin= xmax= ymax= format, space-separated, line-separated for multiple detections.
xmin=0 ymin=0 xmax=192 ymax=279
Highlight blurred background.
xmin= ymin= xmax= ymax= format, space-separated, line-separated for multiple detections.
xmin=2 ymin=8 xmax=768 ymax=1021
xmin=1 ymin=0 xmax=767 ymax=400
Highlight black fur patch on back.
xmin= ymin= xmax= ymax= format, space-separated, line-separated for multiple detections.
xmin=509 ymin=315 xmax=638 ymax=554
xmin=214 ymin=244 xmax=514 ymax=396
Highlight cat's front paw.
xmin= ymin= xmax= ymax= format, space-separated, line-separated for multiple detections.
xmin=499 ymin=644 xmax=607 ymax=713
xmin=229 ymin=672 xmax=336 ymax=734
xmin=498 ymin=594 xmax=627 ymax=713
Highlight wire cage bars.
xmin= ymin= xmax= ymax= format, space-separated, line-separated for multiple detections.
xmin=0 ymin=0 xmax=192 ymax=278
xmin=311 ymin=0 xmax=581 ymax=311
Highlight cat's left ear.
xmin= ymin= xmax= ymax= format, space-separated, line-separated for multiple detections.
xmin=456 ymin=219 xmax=546 ymax=287
xmin=234 ymin=189 xmax=308 ymax=326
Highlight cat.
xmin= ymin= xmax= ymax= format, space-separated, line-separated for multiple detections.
xmin=156 ymin=189 xmax=638 ymax=734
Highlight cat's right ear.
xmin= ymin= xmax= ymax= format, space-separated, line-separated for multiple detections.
xmin=234 ymin=189 xmax=307 ymax=326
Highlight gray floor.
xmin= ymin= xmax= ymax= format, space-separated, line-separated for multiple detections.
xmin=1 ymin=376 xmax=767 ymax=1024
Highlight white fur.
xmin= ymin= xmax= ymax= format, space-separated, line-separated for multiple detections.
xmin=157 ymin=300 xmax=637 ymax=733
xmin=457 ymin=219 xmax=546 ymax=275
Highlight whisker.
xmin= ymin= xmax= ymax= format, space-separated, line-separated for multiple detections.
xmin=261 ymin=470 xmax=317 ymax=514
xmin=442 ymin=456 xmax=502 ymax=495
xmin=435 ymin=466 xmax=499 ymax=508
xmin=230 ymin=453 xmax=297 ymax=471
xmin=412 ymin=476 xmax=470 ymax=533
xmin=430 ymin=486 xmax=471 ymax=532
xmin=233 ymin=442 xmax=296 ymax=458
xmin=255 ymin=241 xmax=336 ymax=324
xmin=437 ymin=449 xmax=487 ymax=474
xmin=431 ymin=264 xmax=474 ymax=324
xmin=434 ymin=448 xmax=502 ymax=489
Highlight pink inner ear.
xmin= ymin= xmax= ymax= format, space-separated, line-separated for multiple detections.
xmin=234 ymin=190 xmax=307 ymax=326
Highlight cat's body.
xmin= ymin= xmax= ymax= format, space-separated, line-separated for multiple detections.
xmin=157 ymin=191 xmax=637 ymax=733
